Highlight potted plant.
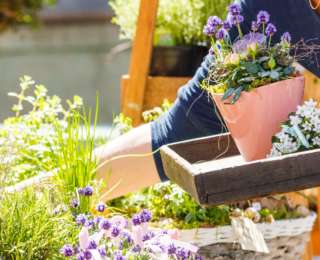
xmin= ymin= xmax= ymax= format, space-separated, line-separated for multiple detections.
xmin=109 ymin=0 xmax=231 ymax=77
xmin=202 ymin=4 xmax=305 ymax=161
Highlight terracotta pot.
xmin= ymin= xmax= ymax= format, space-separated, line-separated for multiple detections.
xmin=211 ymin=76 xmax=305 ymax=161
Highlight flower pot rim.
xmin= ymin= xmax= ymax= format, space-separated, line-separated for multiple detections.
xmin=210 ymin=75 xmax=305 ymax=97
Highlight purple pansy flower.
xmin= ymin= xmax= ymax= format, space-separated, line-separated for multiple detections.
xmin=167 ymin=243 xmax=177 ymax=255
xmin=83 ymin=185 xmax=93 ymax=196
xmin=96 ymin=202 xmax=105 ymax=213
xmin=132 ymin=245 xmax=141 ymax=253
xmin=228 ymin=14 xmax=244 ymax=25
xmin=215 ymin=28 xmax=228 ymax=40
xmin=257 ymin=10 xmax=270 ymax=24
xmin=76 ymin=253 xmax=85 ymax=260
xmin=140 ymin=209 xmax=152 ymax=223
xmin=88 ymin=240 xmax=97 ymax=249
xmin=83 ymin=250 xmax=92 ymax=260
xmin=207 ymin=16 xmax=223 ymax=27
xmin=76 ymin=214 xmax=87 ymax=226
xmin=223 ymin=20 xmax=232 ymax=30
xmin=228 ymin=3 xmax=241 ymax=16
xmin=251 ymin=21 xmax=260 ymax=32
xmin=281 ymin=32 xmax=292 ymax=43
xmin=132 ymin=214 xmax=141 ymax=226
xmin=176 ymin=247 xmax=191 ymax=259
xmin=71 ymin=199 xmax=79 ymax=208
xmin=99 ymin=218 xmax=111 ymax=230
xmin=203 ymin=25 xmax=215 ymax=36
xmin=98 ymin=246 xmax=107 ymax=256
xmin=111 ymin=225 xmax=120 ymax=237
xmin=232 ymin=33 xmax=266 ymax=54
xmin=266 ymin=23 xmax=277 ymax=36
xmin=60 ymin=244 xmax=74 ymax=257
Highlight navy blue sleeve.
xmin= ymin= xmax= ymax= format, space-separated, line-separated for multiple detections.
xmin=151 ymin=55 xmax=226 ymax=181
xmin=151 ymin=0 xmax=320 ymax=181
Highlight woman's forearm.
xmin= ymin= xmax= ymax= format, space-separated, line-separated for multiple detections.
xmin=94 ymin=123 xmax=161 ymax=200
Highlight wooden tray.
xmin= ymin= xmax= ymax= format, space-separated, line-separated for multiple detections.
xmin=160 ymin=133 xmax=320 ymax=206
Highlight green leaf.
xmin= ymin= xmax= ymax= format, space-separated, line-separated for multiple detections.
xmin=244 ymin=62 xmax=259 ymax=74
xmin=258 ymin=71 xmax=270 ymax=77
xmin=270 ymin=71 xmax=280 ymax=80
xmin=238 ymin=76 xmax=255 ymax=83
xmin=221 ymin=88 xmax=234 ymax=101
xmin=257 ymin=56 xmax=269 ymax=63
xmin=268 ymin=57 xmax=277 ymax=70
xmin=231 ymin=86 xmax=243 ymax=104
xmin=283 ymin=66 xmax=294 ymax=75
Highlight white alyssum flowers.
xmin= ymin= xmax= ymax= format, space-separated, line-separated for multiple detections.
xmin=269 ymin=99 xmax=320 ymax=157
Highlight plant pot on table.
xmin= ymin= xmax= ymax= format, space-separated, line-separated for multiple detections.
xmin=211 ymin=75 xmax=305 ymax=161
xmin=150 ymin=45 xmax=209 ymax=77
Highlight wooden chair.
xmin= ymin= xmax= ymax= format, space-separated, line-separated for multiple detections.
xmin=120 ymin=0 xmax=320 ymax=257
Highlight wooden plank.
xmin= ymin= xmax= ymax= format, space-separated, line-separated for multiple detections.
xmin=121 ymin=0 xmax=159 ymax=125
xmin=121 ymin=75 xmax=190 ymax=115
xmin=160 ymin=133 xmax=320 ymax=206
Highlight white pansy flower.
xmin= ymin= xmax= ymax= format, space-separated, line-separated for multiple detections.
xmin=289 ymin=115 xmax=302 ymax=125
xmin=312 ymin=136 xmax=320 ymax=147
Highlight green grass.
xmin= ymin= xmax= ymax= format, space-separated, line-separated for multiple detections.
xmin=0 ymin=187 xmax=77 ymax=260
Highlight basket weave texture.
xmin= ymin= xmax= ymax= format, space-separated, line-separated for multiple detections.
xmin=178 ymin=213 xmax=316 ymax=259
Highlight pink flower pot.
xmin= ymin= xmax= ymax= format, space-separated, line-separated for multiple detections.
xmin=211 ymin=76 xmax=305 ymax=161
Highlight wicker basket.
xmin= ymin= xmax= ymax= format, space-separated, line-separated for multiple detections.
xmin=178 ymin=213 xmax=317 ymax=259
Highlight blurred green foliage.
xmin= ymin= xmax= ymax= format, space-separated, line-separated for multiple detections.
xmin=109 ymin=0 xmax=232 ymax=46
xmin=0 ymin=0 xmax=55 ymax=31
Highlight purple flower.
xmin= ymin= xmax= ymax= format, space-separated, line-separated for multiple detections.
xmin=76 ymin=214 xmax=87 ymax=226
xmin=257 ymin=10 xmax=270 ymax=24
xmin=71 ymin=199 xmax=79 ymax=208
xmin=228 ymin=3 xmax=241 ymax=15
xmin=207 ymin=16 xmax=223 ymax=27
xmin=88 ymin=240 xmax=97 ymax=249
xmin=94 ymin=216 xmax=102 ymax=225
xmin=251 ymin=21 xmax=260 ymax=32
xmin=96 ymin=202 xmax=105 ymax=213
xmin=98 ymin=246 xmax=107 ymax=256
xmin=84 ymin=219 xmax=94 ymax=228
xmin=195 ymin=255 xmax=204 ymax=260
xmin=203 ymin=25 xmax=216 ymax=36
xmin=215 ymin=28 xmax=228 ymax=40
xmin=83 ymin=185 xmax=93 ymax=196
xmin=176 ymin=248 xmax=190 ymax=259
xmin=132 ymin=214 xmax=141 ymax=226
xmin=232 ymin=33 xmax=266 ymax=54
xmin=140 ymin=209 xmax=152 ymax=223
xmin=121 ymin=231 xmax=133 ymax=244
xmin=99 ymin=218 xmax=111 ymax=230
xmin=209 ymin=47 xmax=214 ymax=55
xmin=114 ymin=251 xmax=125 ymax=260
xmin=60 ymin=244 xmax=74 ymax=257
xmin=228 ymin=14 xmax=244 ymax=25
xmin=76 ymin=253 xmax=85 ymax=260
xmin=132 ymin=245 xmax=141 ymax=253
xmin=223 ymin=20 xmax=232 ymax=30
xmin=78 ymin=188 xmax=85 ymax=196
xmin=83 ymin=250 xmax=92 ymax=260
xmin=111 ymin=225 xmax=120 ymax=237
xmin=281 ymin=32 xmax=292 ymax=43
xmin=167 ymin=243 xmax=176 ymax=255
xmin=266 ymin=23 xmax=277 ymax=36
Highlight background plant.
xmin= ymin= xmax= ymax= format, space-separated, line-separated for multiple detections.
xmin=0 ymin=0 xmax=55 ymax=32
xmin=0 ymin=187 xmax=77 ymax=259
xmin=109 ymin=0 xmax=231 ymax=46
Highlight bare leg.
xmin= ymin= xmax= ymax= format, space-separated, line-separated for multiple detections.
xmin=94 ymin=123 xmax=161 ymax=200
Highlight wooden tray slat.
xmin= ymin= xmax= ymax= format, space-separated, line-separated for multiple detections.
xmin=160 ymin=133 xmax=320 ymax=206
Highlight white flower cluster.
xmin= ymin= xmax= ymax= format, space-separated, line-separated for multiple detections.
xmin=269 ymin=99 xmax=320 ymax=157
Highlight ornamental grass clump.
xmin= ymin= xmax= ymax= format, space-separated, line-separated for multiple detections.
xmin=202 ymin=4 xmax=297 ymax=103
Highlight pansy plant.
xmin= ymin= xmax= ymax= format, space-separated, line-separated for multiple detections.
xmin=202 ymin=3 xmax=297 ymax=104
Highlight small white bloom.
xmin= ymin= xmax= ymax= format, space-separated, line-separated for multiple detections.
xmin=289 ymin=115 xmax=302 ymax=125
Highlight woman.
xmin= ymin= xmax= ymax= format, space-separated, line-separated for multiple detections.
xmin=95 ymin=0 xmax=320 ymax=199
